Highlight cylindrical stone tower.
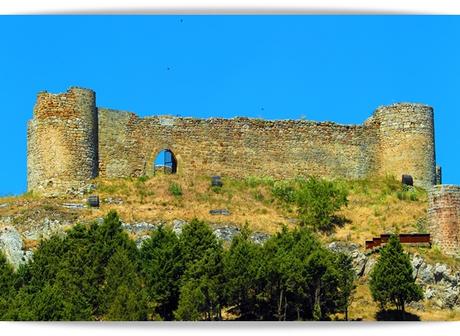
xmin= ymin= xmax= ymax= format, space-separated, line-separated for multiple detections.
xmin=27 ymin=87 xmax=98 ymax=195
xmin=428 ymin=185 xmax=460 ymax=256
xmin=374 ymin=103 xmax=436 ymax=189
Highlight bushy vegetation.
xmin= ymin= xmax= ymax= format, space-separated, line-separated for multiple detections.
xmin=168 ymin=182 xmax=183 ymax=197
xmin=0 ymin=211 xmax=355 ymax=321
xmin=272 ymin=176 xmax=349 ymax=232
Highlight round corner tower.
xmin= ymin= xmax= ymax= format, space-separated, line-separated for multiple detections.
xmin=373 ymin=103 xmax=436 ymax=189
xmin=428 ymin=185 xmax=460 ymax=256
xmin=27 ymin=87 xmax=98 ymax=195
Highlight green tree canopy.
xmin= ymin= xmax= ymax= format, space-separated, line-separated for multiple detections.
xmin=223 ymin=226 xmax=263 ymax=320
xmin=140 ymin=226 xmax=184 ymax=320
xmin=369 ymin=235 xmax=423 ymax=320
xmin=0 ymin=252 xmax=15 ymax=319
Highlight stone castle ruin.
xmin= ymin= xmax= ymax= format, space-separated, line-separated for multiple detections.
xmin=26 ymin=87 xmax=460 ymax=255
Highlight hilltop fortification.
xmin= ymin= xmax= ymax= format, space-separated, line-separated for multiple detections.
xmin=27 ymin=87 xmax=437 ymax=195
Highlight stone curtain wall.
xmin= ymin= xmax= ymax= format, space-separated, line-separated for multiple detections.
xmin=429 ymin=185 xmax=460 ymax=256
xmin=98 ymin=109 xmax=381 ymax=181
xmin=27 ymin=88 xmax=98 ymax=195
xmin=28 ymin=87 xmax=437 ymax=195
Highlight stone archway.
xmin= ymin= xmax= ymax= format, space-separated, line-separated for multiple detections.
xmin=153 ymin=149 xmax=177 ymax=174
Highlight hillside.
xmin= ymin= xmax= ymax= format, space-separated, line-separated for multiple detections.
xmin=1 ymin=173 xmax=459 ymax=320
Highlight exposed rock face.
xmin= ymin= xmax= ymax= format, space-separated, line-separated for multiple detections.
xmin=328 ymin=241 xmax=368 ymax=276
xmin=0 ymin=226 xmax=32 ymax=269
xmin=213 ymin=226 xmax=240 ymax=242
xmin=172 ymin=219 xmax=187 ymax=235
xmin=411 ymin=257 xmax=460 ymax=309
xmin=250 ymin=232 xmax=270 ymax=245
xmin=122 ymin=222 xmax=158 ymax=235
xmin=23 ymin=217 xmax=66 ymax=241
xmin=328 ymin=241 xmax=460 ymax=310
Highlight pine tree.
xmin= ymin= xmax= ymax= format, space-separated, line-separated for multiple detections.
xmin=179 ymin=219 xmax=221 ymax=265
xmin=334 ymin=253 xmax=356 ymax=321
xmin=0 ymin=252 xmax=15 ymax=319
xmin=103 ymin=248 xmax=147 ymax=321
xmin=140 ymin=226 xmax=184 ymax=320
xmin=223 ymin=226 xmax=262 ymax=320
xmin=369 ymin=235 xmax=423 ymax=320
xmin=174 ymin=247 xmax=224 ymax=320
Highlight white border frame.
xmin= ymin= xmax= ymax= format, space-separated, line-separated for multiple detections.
xmin=1 ymin=1 xmax=460 ymax=14
xmin=1 ymin=1 xmax=459 ymax=335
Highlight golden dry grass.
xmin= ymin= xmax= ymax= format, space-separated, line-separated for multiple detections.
xmin=0 ymin=174 xmax=432 ymax=242
xmin=78 ymin=174 xmax=292 ymax=234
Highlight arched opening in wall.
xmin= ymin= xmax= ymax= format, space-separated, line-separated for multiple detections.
xmin=153 ymin=149 xmax=177 ymax=174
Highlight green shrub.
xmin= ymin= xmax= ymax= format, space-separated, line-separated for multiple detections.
xmin=137 ymin=175 xmax=149 ymax=183
xmin=294 ymin=177 xmax=349 ymax=232
xmin=169 ymin=182 xmax=182 ymax=197
xmin=271 ymin=177 xmax=349 ymax=232
xmin=253 ymin=190 xmax=264 ymax=202
xmin=271 ymin=180 xmax=295 ymax=203
xmin=211 ymin=186 xmax=222 ymax=194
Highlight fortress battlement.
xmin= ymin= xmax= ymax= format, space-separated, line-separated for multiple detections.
xmin=27 ymin=87 xmax=436 ymax=195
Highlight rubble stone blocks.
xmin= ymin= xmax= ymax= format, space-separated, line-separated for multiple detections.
xmin=27 ymin=87 xmax=437 ymax=196
xmin=428 ymin=185 xmax=460 ymax=256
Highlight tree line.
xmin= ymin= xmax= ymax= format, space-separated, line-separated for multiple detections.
xmin=0 ymin=210 xmax=356 ymax=321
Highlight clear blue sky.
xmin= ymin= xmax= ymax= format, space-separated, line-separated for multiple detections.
xmin=1 ymin=15 xmax=459 ymax=195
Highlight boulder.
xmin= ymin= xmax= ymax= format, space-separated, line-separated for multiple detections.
xmin=363 ymin=256 xmax=377 ymax=276
xmin=424 ymin=287 xmax=436 ymax=300
xmin=0 ymin=226 xmax=31 ymax=269
xmin=418 ymin=264 xmax=435 ymax=284
xmin=209 ymin=209 xmax=231 ymax=216
xmin=434 ymin=263 xmax=450 ymax=283
xmin=213 ymin=226 xmax=240 ymax=242
xmin=172 ymin=219 xmax=187 ymax=235
xmin=250 ymin=232 xmax=270 ymax=245
xmin=328 ymin=241 xmax=369 ymax=276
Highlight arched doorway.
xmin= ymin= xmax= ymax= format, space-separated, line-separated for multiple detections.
xmin=153 ymin=149 xmax=177 ymax=174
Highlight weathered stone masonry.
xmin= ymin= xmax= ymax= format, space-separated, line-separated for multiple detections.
xmin=28 ymin=87 xmax=437 ymax=196
xmin=429 ymin=185 xmax=460 ymax=257
xmin=27 ymin=88 xmax=98 ymax=194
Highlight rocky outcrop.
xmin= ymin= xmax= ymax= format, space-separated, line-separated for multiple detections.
xmin=411 ymin=256 xmax=460 ymax=309
xmin=0 ymin=226 xmax=32 ymax=269
xmin=328 ymin=241 xmax=460 ymax=310
xmin=328 ymin=241 xmax=369 ymax=276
